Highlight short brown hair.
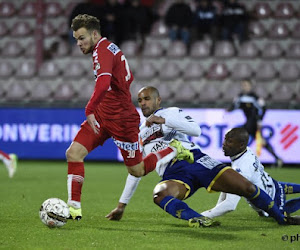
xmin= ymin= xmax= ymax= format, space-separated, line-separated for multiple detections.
xmin=71 ymin=14 xmax=101 ymax=33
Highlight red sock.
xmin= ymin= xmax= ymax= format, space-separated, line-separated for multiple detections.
xmin=67 ymin=162 xmax=85 ymax=202
xmin=0 ymin=150 xmax=10 ymax=160
xmin=143 ymin=147 xmax=174 ymax=175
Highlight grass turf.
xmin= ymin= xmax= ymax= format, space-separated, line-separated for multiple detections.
xmin=0 ymin=161 xmax=299 ymax=249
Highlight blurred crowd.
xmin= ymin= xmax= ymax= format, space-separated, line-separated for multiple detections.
xmin=67 ymin=0 xmax=249 ymax=48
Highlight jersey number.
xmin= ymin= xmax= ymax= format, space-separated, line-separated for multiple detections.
xmin=121 ymin=55 xmax=131 ymax=81
xmin=127 ymin=150 xmax=136 ymax=159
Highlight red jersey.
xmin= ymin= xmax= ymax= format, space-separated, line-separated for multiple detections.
xmin=90 ymin=37 xmax=139 ymax=120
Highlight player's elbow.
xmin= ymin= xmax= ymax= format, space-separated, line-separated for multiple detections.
xmin=189 ymin=125 xmax=201 ymax=137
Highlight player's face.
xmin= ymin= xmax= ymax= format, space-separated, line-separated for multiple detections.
xmin=241 ymin=80 xmax=252 ymax=94
xmin=222 ymin=134 xmax=241 ymax=157
xmin=138 ymin=90 xmax=160 ymax=117
xmin=73 ymin=27 xmax=95 ymax=54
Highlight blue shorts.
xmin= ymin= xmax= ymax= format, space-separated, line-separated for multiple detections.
xmin=159 ymin=149 xmax=231 ymax=199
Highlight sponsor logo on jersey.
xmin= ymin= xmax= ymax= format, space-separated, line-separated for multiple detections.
xmin=141 ymin=125 xmax=164 ymax=145
xmin=113 ymin=138 xmax=139 ymax=151
xmin=151 ymin=141 xmax=168 ymax=152
xmin=107 ymin=43 xmax=120 ymax=55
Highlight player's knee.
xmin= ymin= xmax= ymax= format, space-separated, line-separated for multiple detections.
xmin=66 ymin=146 xmax=81 ymax=162
xmin=244 ymin=182 xmax=256 ymax=197
xmin=153 ymin=191 xmax=166 ymax=206
xmin=127 ymin=163 xmax=144 ymax=177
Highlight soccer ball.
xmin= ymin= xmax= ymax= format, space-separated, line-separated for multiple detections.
xmin=39 ymin=198 xmax=70 ymax=228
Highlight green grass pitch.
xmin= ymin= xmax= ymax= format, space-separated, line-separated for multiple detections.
xmin=0 ymin=161 xmax=299 ymax=249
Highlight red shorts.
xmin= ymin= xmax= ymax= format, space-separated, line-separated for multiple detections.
xmin=73 ymin=117 xmax=142 ymax=167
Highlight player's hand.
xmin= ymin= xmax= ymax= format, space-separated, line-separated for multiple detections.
xmin=146 ymin=115 xmax=165 ymax=127
xmin=87 ymin=114 xmax=100 ymax=134
xmin=105 ymin=203 xmax=126 ymax=221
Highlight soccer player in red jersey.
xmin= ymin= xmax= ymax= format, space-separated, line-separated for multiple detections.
xmin=0 ymin=150 xmax=17 ymax=178
xmin=66 ymin=14 xmax=192 ymax=220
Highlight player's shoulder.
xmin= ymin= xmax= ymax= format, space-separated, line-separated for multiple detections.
xmin=99 ymin=38 xmax=121 ymax=56
xmin=154 ymin=107 xmax=182 ymax=116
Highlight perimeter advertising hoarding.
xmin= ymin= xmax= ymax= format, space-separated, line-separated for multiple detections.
xmin=0 ymin=108 xmax=299 ymax=163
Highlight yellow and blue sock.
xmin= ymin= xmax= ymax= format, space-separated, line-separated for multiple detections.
xmin=249 ymin=185 xmax=286 ymax=224
xmin=281 ymin=182 xmax=300 ymax=194
xmin=159 ymin=196 xmax=201 ymax=220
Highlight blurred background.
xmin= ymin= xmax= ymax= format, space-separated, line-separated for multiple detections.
xmin=0 ymin=0 xmax=299 ymax=165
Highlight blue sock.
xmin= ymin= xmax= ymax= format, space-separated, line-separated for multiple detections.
xmin=249 ymin=185 xmax=286 ymax=224
xmin=280 ymin=182 xmax=300 ymax=194
xmin=159 ymin=196 xmax=201 ymax=220
xmin=285 ymin=197 xmax=300 ymax=214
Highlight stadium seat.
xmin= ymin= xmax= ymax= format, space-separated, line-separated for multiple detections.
xmin=45 ymin=2 xmax=63 ymax=17
xmin=221 ymin=82 xmax=241 ymax=102
xmin=10 ymin=21 xmax=32 ymax=37
xmin=252 ymin=2 xmax=272 ymax=19
xmin=52 ymin=83 xmax=76 ymax=101
xmin=166 ymin=41 xmax=187 ymax=58
xmin=292 ymin=22 xmax=300 ymax=40
xmin=285 ymin=43 xmax=300 ymax=59
xmin=120 ymin=40 xmax=139 ymax=58
xmin=173 ymin=83 xmax=198 ymax=103
xmin=149 ymin=20 xmax=168 ymax=38
xmin=62 ymin=61 xmax=86 ymax=79
xmin=0 ymin=2 xmax=16 ymax=17
xmin=183 ymin=62 xmax=205 ymax=80
xmin=213 ymin=41 xmax=235 ymax=58
xmin=142 ymin=41 xmax=164 ymax=58
xmin=279 ymin=62 xmax=300 ymax=82
xmin=5 ymin=82 xmax=28 ymax=101
xmin=189 ymin=41 xmax=211 ymax=58
xmin=29 ymin=82 xmax=53 ymax=101
xmin=135 ymin=61 xmax=157 ymax=80
xmin=261 ymin=42 xmax=283 ymax=59
xmin=24 ymin=43 xmax=36 ymax=58
xmin=1 ymin=40 xmax=23 ymax=57
xmin=38 ymin=61 xmax=60 ymax=79
xmin=0 ymin=61 xmax=14 ymax=79
xmin=237 ymin=41 xmax=260 ymax=58
xmin=248 ymin=21 xmax=266 ymax=39
xmin=0 ymin=21 xmax=9 ymax=36
xmin=268 ymin=22 xmax=290 ymax=39
xmin=270 ymin=84 xmax=296 ymax=103
xmin=15 ymin=61 xmax=36 ymax=79
xmin=198 ymin=82 xmax=222 ymax=103
xmin=76 ymin=81 xmax=95 ymax=102
xmin=255 ymin=62 xmax=277 ymax=81
xmin=231 ymin=62 xmax=253 ymax=81
xmin=52 ymin=39 xmax=70 ymax=57
xmin=18 ymin=1 xmax=36 ymax=17
xmin=155 ymin=82 xmax=173 ymax=101
xmin=206 ymin=63 xmax=229 ymax=80
xmin=254 ymin=82 xmax=270 ymax=99
xmin=159 ymin=61 xmax=181 ymax=80
xmin=56 ymin=20 xmax=69 ymax=37
xmin=273 ymin=2 xmax=295 ymax=19
xmin=43 ymin=21 xmax=57 ymax=37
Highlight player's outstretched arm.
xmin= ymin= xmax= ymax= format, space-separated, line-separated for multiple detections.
xmin=106 ymin=174 xmax=141 ymax=220
xmin=201 ymin=193 xmax=241 ymax=218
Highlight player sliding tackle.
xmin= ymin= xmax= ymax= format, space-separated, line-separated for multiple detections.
xmin=107 ymin=86 xmax=299 ymax=227
xmin=201 ymin=127 xmax=300 ymax=220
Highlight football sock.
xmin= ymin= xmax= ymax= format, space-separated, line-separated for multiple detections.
xmin=280 ymin=182 xmax=300 ymax=194
xmin=67 ymin=162 xmax=85 ymax=208
xmin=159 ymin=196 xmax=202 ymax=220
xmin=143 ymin=147 xmax=175 ymax=175
xmin=285 ymin=197 xmax=300 ymax=214
xmin=248 ymin=185 xmax=286 ymax=224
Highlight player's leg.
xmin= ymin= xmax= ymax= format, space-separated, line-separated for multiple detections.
xmin=0 ymin=150 xmax=17 ymax=178
xmin=127 ymin=140 xmax=193 ymax=177
xmin=66 ymin=121 xmax=106 ymax=220
xmin=285 ymin=198 xmax=300 ymax=214
xmin=280 ymin=181 xmax=300 ymax=194
xmin=211 ymin=168 xmax=287 ymax=224
xmin=153 ymin=180 xmax=217 ymax=227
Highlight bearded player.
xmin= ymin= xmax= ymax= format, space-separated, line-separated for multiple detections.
xmin=67 ymin=14 xmax=192 ymax=220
